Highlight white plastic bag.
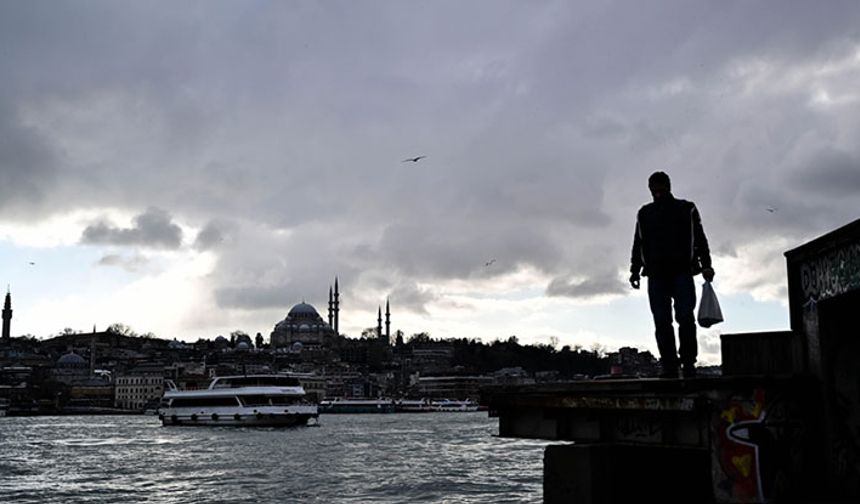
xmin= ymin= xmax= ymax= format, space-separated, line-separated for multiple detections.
xmin=697 ymin=281 xmax=724 ymax=328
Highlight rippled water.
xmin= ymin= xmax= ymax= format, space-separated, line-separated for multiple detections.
xmin=0 ymin=413 xmax=549 ymax=503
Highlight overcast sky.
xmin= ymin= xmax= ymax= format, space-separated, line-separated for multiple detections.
xmin=2 ymin=1 xmax=859 ymax=363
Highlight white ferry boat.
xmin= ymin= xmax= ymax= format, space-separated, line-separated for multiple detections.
xmin=431 ymin=399 xmax=481 ymax=412
xmin=318 ymin=398 xmax=396 ymax=414
xmin=159 ymin=375 xmax=318 ymax=427
xmin=394 ymin=398 xmax=434 ymax=413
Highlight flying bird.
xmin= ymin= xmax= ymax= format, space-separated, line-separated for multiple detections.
xmin=765 ymin=207 xmax=777 ymax=213
xmin=484 ymin=259 xmax=496 ymax=267
xmin=402 ymin=156 xmax=427 ymax=163
xmin=28 ymin=261 xmax=35 ymax=266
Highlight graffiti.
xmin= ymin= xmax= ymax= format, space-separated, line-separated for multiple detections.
xmin=616 ymin=414 xmax=662 ymax=442
xmin=712 ymin=390 xmax=806 ymax=503
xmin=799 ymin=243 xmax=860 ymax=302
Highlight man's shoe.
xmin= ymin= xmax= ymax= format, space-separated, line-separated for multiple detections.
xmin=682 ymin=364 xmax=697 ymax=378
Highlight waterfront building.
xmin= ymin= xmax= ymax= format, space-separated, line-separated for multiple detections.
xmin=414 ymin=375 xmax=493 ymax=401
xmin=115 ymin=370 xmax=164 ymax=410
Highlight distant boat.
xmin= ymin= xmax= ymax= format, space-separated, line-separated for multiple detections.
xmin=430 ymin=399 xmax=481 ymax=412
xmin=394 ymin=399 xmax=434 ymax=413
xmin=318 ymin=398 xmax=396 ymax=414
xmin=159 ymin=375 xmax=318 ymax=427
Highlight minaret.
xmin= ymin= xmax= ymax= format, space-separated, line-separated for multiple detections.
xmin=328 ymin=285 xmax=334 ymax=328
xmin=334 ymin=277 xmax=340 ymax=335
xmin=376 ymin=306 xmax=383 ymax=339
xmin=385 ymin=298 xmax=391 ymax=343
xmin=2 ymin=287 xmax=12 ymax=342
xmin=89 ymin=336 xmax=96 ymax=376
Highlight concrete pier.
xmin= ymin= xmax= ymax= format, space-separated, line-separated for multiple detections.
xmin=487 ymin=374 xmax=820 ymax=503
xmin=485 ymin=217 xmax=860 ymax=503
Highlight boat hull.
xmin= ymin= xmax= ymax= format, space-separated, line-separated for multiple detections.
xmin=160 ymin=405 xmax=318 ymax=427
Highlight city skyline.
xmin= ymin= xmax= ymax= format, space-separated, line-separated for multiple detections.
xmin=3 ymin=1 xmax=860 ymax=363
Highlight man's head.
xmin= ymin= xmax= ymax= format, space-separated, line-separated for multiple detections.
xmin=648 ymin=171 xmax=671 ymax=200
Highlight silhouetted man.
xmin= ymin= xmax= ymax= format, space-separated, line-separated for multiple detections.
xmin=629 ymin=171 xmax=714 ymax=378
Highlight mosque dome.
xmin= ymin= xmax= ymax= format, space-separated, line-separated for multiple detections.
xmin=291 ymin=342 xmax=303 ymax=353
xmin=288 ymin=302 xmax=320 ymax=319
xmin=236 ymin=341 xmax=250 ymax=350
xmin=57 ymin=352 xmax=87 ymax=367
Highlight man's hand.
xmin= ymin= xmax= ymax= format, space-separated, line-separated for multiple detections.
xmin=702 ymin=268 xmax=715 ymax=282
xmin=629 ymin=273 xmax=640 ymax=289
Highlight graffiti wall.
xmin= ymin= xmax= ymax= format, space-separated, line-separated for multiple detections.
xmin=711 ymin=388 xmax=808 ymax=503
xmin=798 ymin=242 xmax=860 ymax=303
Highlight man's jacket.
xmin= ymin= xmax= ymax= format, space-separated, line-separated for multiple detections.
xmin=630 ymin=194 xmax=712 ymax=277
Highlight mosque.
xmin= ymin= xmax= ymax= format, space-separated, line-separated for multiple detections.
xmin=269 ymin=277 xmax=392 ymax=348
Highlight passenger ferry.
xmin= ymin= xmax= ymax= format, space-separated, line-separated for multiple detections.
xmin=431 ymin=399 xmax=481 ymax=412
xmin=159 ymin=375 xmax=318 ymax=426
xmin=318 ymin=398 xmax=396 ymax=414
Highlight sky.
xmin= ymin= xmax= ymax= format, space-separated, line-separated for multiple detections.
xmin=2 ymin=1 xmax=860 ymax=364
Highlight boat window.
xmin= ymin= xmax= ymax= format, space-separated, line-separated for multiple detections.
xmin=212 ymin=376 xmax=301 ymax=388
xmin=238 ymin=395 xmax=271 ymax=407
xmin=268 ymin=395 xmax=301 ymax=405
xmin=170 ymin=397 xmax=240 ymax=408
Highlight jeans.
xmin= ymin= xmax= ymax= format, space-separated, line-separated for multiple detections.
xmin=647 ymin=274 xmax=697 ymax=368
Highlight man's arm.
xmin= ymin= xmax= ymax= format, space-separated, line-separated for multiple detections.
xmin=630 ymin=216 xmax=643 ymax=289
xmin=692 ymin=205 xmax=714 ymax=281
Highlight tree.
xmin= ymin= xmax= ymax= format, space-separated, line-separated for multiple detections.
xmin=107 ymin=323 xmax=137 ymax=337
xmin=255 ymin=332 xmax=265 ymax=349
xmin=590 ymin=342 xmax=607 ymax=358
xmin=361 ymin=327 xmax=378 ymax=340
xmin=407 ymin=332 xmax=432 ymax=344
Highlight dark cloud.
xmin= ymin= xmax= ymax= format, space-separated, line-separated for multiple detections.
xmin=546 ymin=271 xmax=626 ymax=299
xmin=81 ymin=208 xmax=183 ymax=249
xmin=96 ymin=253 xmax=149 ymax=272
xmin=0 ymin=102 xmax=59 ymax=216
xmin=193 ymin=221 xmax=229 ymax=251
xmin=387 ymin=282 xmax=438 ymax=315
xmin=791 ymin=147 xmax=860 ymax=198
xmin=215 ymin=284 xmax=295 ymax=311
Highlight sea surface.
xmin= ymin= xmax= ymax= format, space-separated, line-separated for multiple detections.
xmin=0 ymin=413 xmax=550 ymax=503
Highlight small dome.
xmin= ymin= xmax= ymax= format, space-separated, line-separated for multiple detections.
xmin=215 ymin=335 xmax=227 ymax=342
xmin=168 ymin=339 xmax=184 ymax=349
xmin=291 ymin=342 xmax=303 ymax=352
xmin=299 ymin=323 xmax=310 ymax=332
xmin=236 ymin=341 xmax=250 ymax=350
xmin=58 ymin=352 xmax=87 ymax=367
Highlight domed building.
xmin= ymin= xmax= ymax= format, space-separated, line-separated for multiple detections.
xmin=57 ymin=351 xmax=87 ymax=368
xmin=52 ymin=351 xmax=92 ymax=384
xmin=271 ymin=302 xmax=336 ymax=348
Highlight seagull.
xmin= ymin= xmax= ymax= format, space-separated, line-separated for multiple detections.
xmin=402 ymin=156 xmax=427 ymax=163
xmin=484 ymin=259 xmax=496 ymax=267
xmin=28 ymin=261 xmax=35 ymax=266
xmin=765 ymin=207 xmax=777 ymax=213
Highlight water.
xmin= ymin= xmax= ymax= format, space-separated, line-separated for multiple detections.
xmin=0 ymin=413 xmax=549 ymax=503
